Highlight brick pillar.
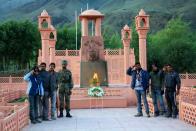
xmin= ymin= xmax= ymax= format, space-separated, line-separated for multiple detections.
xmin=41 ymin=37 xmax=49 ymax=64
xmin=81 ymin=18 xmax=88 ymax=36
xmin=138 ymin=34 xmax=147 ymax=70
xmin=121 ymin=25 xmax=131 ymax=84
xmin=95 ymin=18 xmax=101 ymax=36
xmin=49 ymin=40 xmax=56 ymax=63
xmin=38 ymin=10 xmax=56 ymax=67
xmin=135 ymin=9 xmax=150 ymax=70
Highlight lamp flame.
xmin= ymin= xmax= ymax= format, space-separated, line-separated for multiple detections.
xmin=93 ymin=73 xmax=98 ymax=80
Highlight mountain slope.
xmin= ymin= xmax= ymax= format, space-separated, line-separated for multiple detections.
xmin=0 ymin=0 xmax=196 ymax=33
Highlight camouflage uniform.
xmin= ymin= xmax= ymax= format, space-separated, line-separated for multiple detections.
xmin=58 ymin=60 xmax=73 ymax=117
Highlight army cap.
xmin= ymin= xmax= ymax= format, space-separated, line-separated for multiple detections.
xmin=62 ymin=60 xmax=68 ymax=65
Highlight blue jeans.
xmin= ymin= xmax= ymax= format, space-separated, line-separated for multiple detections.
xmin=29 ymin=95 xmax=39 ymax=121
xmin=135 ymin=90 xmax=149 ymax=114
xmin=50 ymin=91 xmax=57 ymax=117
xmin=151 ymin=89 xmax=166 ymax=113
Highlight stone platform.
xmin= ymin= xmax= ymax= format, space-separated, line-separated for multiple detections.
xmin=68 ymin=87 xmax=136 ymax=109
xmin=71 ymin=96 xmax=127 ymax=108
xmin=22 ymin=108 xmax=196 ymax=131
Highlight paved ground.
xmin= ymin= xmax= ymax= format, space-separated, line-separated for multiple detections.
xmin=22 ymin=108 xmax=196 ymax=131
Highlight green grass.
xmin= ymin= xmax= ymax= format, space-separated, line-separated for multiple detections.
xmin=9 ymin=96 xmax=28 ymax=103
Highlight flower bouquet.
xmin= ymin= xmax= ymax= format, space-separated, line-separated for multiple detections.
xmin=88 ymin=86 xmax=104 ymax=97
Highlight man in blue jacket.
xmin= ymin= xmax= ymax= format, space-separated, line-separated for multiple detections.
xmin=127 ymin=62 xmax=150 ymax=117
xmin=24 ymin=66 xmax=44 ymax=124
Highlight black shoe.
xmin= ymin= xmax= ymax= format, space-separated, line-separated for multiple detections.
xmin=147 ymin=113 xmax=150 ymax=118
xmin=134 ymin=113 xmax=143 ymax=117
xmin=66 ymin=112 xmax=72 ymax=118
xmin=31 ymin=120 xmax=37 ymax=124
xmin=42 ymin=118 xmax=51 ymax=121
xmin=165 ymin=113 xmax=172 ymax=118
xmin=35 ymin=119 xmax=42 ymax=123
xmin=154 ymin=112 xmax=159 ymax=117
xmin=172 ymin=115 xmax=177 ymax=119
xmin=160 ymin=111 xmax=166 ymax=116
xmin=58 ymin=112 xmax=64 ymax=118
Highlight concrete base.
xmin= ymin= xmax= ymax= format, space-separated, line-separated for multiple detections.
xmin=67 ymin=87 xmax=137 ymax=109
xmin=71 ymin=96 xmax=127 ymax=109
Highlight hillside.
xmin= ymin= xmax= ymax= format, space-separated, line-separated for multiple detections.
xmin=0 ymin=0 xmax=196 ymax=33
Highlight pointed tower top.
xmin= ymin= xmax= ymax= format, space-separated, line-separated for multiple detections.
xmin=41 ymin=9 xmax=49 ymax=16
xmin=139 ymin=9 xmax=146 ymax=16
xmin=123 ymin=24 xmax=130 ymax=30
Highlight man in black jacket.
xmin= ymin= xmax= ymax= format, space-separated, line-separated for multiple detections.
xmin=49 ymin=63 xmax=58 ymax=120
xmin=164 ymin=64 xmax=181 ymax=118
xmin=149 ymin=63 xmax=166 ymax=116
xmin=39 ymin=62 xmax=51 ymax=121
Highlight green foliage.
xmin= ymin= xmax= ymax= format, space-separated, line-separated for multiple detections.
xmin=56 ymin=23 xmax=81 ymax=50
xmin=149 ymin=18 xmax=196 ymax=72
xmin=1 ymin=0 xmax=196 ymax=33
xmin=0 ymin=18 xmax=196 ymax=73
xmin=9 ymin=96 xmax=28 ymax=103
xmin=103 ymin=26 xmax=122 ymax=49
xmin=130 ymin=23 xmax=139 ymax=62
xmin=0 ymin=20 xmax=40 ymax=71
xmin=107 ymin=33 xmax=122 ymax=49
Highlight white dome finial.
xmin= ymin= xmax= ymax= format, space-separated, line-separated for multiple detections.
xmin=139 ymin=9 xmax=146 ymax=15
xmin=41 ymin=9 xmax=49 ymax=16
xmin=123 ymin=24 xmax=130 ymax=30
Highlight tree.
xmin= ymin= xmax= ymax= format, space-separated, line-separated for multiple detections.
xmin=149 ymin=18 xmax=196 ymax=72
xmin=106 ymin=33 xmax=122 ymax=49
xmin=56 ymin=23 xmax=81 ymax=50
xmin=130 ymin=23 xmax=139 ymax=62
xmin=0 ymin=20 xmax=40 ymax=71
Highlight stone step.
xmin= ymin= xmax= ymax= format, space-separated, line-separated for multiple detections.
xmin=70 ymin=96 xmax=127 ymax=109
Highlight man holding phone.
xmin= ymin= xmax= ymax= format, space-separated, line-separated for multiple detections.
xmin=24 ymin=66 xmax=44 ymax=124
xmin=127 ymin=62 xmax=150 ymax=117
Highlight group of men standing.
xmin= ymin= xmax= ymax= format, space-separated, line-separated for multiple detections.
xmin=127 ymin=62 xmax=181 ymax=118
xmin=24 ymin=59 xmax=181 ymax=124
xmin=24 ymin=60 xmax=73 ymax=124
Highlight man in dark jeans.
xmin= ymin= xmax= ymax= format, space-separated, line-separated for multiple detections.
xmin=127 ymin=62 xmax=150 ymax=117
xmin=39 ymin=62 xmax=51 ymax=121
xmin=164 ymin=64 xmax=181 ymax=118
xmin=24 ymin=66 xmax=44 ymax=124
xmin=49 ymin=63 xmax=58 ymax=120
xmin=149 ymin=63 xmax=166 ymax=117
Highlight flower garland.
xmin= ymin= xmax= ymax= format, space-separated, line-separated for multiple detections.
xmin=88 ymin=86 xmax=104 ymax=97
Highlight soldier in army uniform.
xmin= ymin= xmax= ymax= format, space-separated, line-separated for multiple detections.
xmin=58 ymin=60 xmax=73 ymax=118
